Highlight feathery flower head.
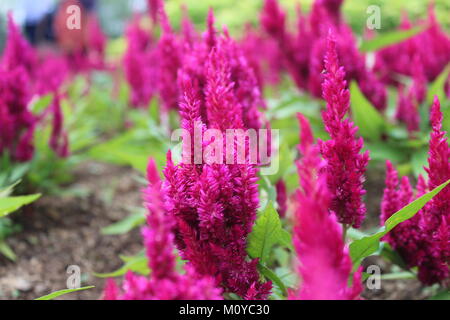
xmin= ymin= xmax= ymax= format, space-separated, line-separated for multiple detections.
xmin=2 ymin=13 xmax=37 ymax=74
xmin=0 ymin=66 xmax=35 ymax=162
xmin=381 ymin=97 xmax=450 ymax=285
xmin=395 ymin=87 xmax=420 ymax=134
xmin=103 ymin=159 xmax=222 ymax=300
xmin=319 ymin=31 xmax=369 ymax=228
xmin=204 ymin=8 xmax=217 ymax=50
xmin=123 ymin=18 xmax=158 ymax=108
xmin=261 ymin=0 xmax=286 ymax=41
xmin=290 ymin=113 xmax=362 ymax=300
xmin=162 ymin=75 xmax=271 ymax=299
xmin=158 ymin=7 xmax=182 ymax=111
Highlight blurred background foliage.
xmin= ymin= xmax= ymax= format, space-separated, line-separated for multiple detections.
xmin=0 ymin=0 xmax=449 ymax=49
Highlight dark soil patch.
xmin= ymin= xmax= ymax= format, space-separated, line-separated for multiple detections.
xmin=0 ymin=162 xmax=144 ymax=300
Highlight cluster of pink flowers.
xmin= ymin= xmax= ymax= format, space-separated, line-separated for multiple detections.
xmin=0 ymin=14 xmax=37 ymax=162
xmin=162 ymin=52 xmax=271 ymax=299
xmin=103 ymin=159 xmax=222 ymax=300
xmin=0 ymin=14 xmax=70 ymax=162
xmin=381 ymin=97 xmax=450 ymax=285
xmin=123 ymin=16 xmax=158 ymax=108
xmin=260 ymin=0 xmax=387 ymax=111
xmin=289 ymin=113 xmax=362 ymax=300
xmin=318 ymin=32 xmax=369 ymax=229
xmin=123 ymin=5 xmax=265 ymax=130
xmin=375 ymin=6 xmax=450 ymax=84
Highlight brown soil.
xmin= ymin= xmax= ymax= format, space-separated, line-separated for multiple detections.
xmin=0 ymin=162 xmax=144 ymax=300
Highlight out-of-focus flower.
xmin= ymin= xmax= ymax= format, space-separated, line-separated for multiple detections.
xmin=49 ymin=95 xmax=69 ymax=158
xmin=157 ymin=7 xmax=182 ymax=111
xmin=275 ymin=179 xmax=287 ymax=218
xmin=395 ymin=87 xmax=420 ymax=135
xmin=2 ymin=13 xmax=37 ymax=75
xmin=123 ymin=17 xmax=158 ymax=108
xmin=375 ymin=6 xmax=450 ymax=84
xmin=261 ymin=0 xmax=387 ymax=110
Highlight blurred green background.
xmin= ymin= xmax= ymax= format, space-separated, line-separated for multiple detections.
xmin=0 ymin=0 xmax=449 ymax=49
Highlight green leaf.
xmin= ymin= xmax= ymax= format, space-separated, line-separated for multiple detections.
xmin=31 ymin=94 xmax=53 ymax=114
xmin=427 ymin=64 xmax=450 ymax=106
xmin=94 ymin=252 xmax=149 ymax=278
xmin=258 ymin=263 xmax=288 ymax=297
xmin=0 ymin=194 xmax=41 ymax=218
xmin=411 ymin=147 xmax=428 ymax=178
xmin=428 ymin=290 xmax=450 ymax=300
xmin=0 ymin=240 xmax=16 ymax=261
xmin=247 ymin=202 xmax=288 ymax=264
xmin=35 ymin=286 xmax=95 ymax=300
xmin=381 ymin=271 xmax=415 ymax=280
xmin=350 ymin=81 xmax=387 ymax=140
xmin=101 ymin=211 xmax=146 ymax=235
xmin=0 ymin=180 xmax=21 ymax=198
xmin=350 ymin=179 xmax=450 ymax=268
xmin=360 ymin=26 xmax=424 ymax=52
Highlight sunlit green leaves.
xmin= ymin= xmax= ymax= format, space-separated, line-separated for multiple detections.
xmin=0 ymin=194 xmax=41 ymax=218
xmin=94 ymin=251 xmax=150 ymax=278
xmin=360 ymin=26 xmax=425 ymax=52
xmin=350 ymin=82 xmax=387 ymax=141
xmin=247 ymin=202 xmax=292 ymax=264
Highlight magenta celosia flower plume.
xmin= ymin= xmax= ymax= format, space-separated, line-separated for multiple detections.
xmin=319 ymin=32 xmax=369 ymax=229
xmin=395 ymin=87 xmax=420 ymax=135
xmin=124 ymin=17 xmax=158 ymax=108
xmin=2 ymin=13 xmax=37 ymax=74
xmin=103 ymin=159 xmax=222 ymax=300
xmin=381 ymin=97 xmax=449 ymax=285
xmin=162 ymin=68 xmax=271 ymax=299
xmin=375 ymin=5 xmax=450 ymax=83
xmin=157 ymin=6 xmax=182 ymax=111
xmin=290 ymin=114 xmax=362 ymax=300
xmin=49 ymin=95 xmax=69 ymax=158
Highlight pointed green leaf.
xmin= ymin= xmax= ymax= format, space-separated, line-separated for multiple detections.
xmin=101 ymin=211 xmax=146 ymax=235
xmin=35 ymin=286 xmax=95 ymax=300
xmin=258 ymin=263 xmax=287 ymax=297
xmin=360 ymin=26 xmax=424 ymax=52
xmin=247 ymin=202 xmax=288 ymax=264
xmin=94 ymin=253 xmax=149 ymax=278
xmin=0 ymin=194 xmax=41 ymax=217
xmin=350 ymin=82 xmax=387 ymax=140
xmin=427 ymin=64 xmax=450 ymax=106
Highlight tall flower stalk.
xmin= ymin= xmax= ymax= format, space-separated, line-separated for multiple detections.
xmin=290 ymin=114 xmax=362 ymax=300
xmin=319 ymin=32 xmax=369 ymax=229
